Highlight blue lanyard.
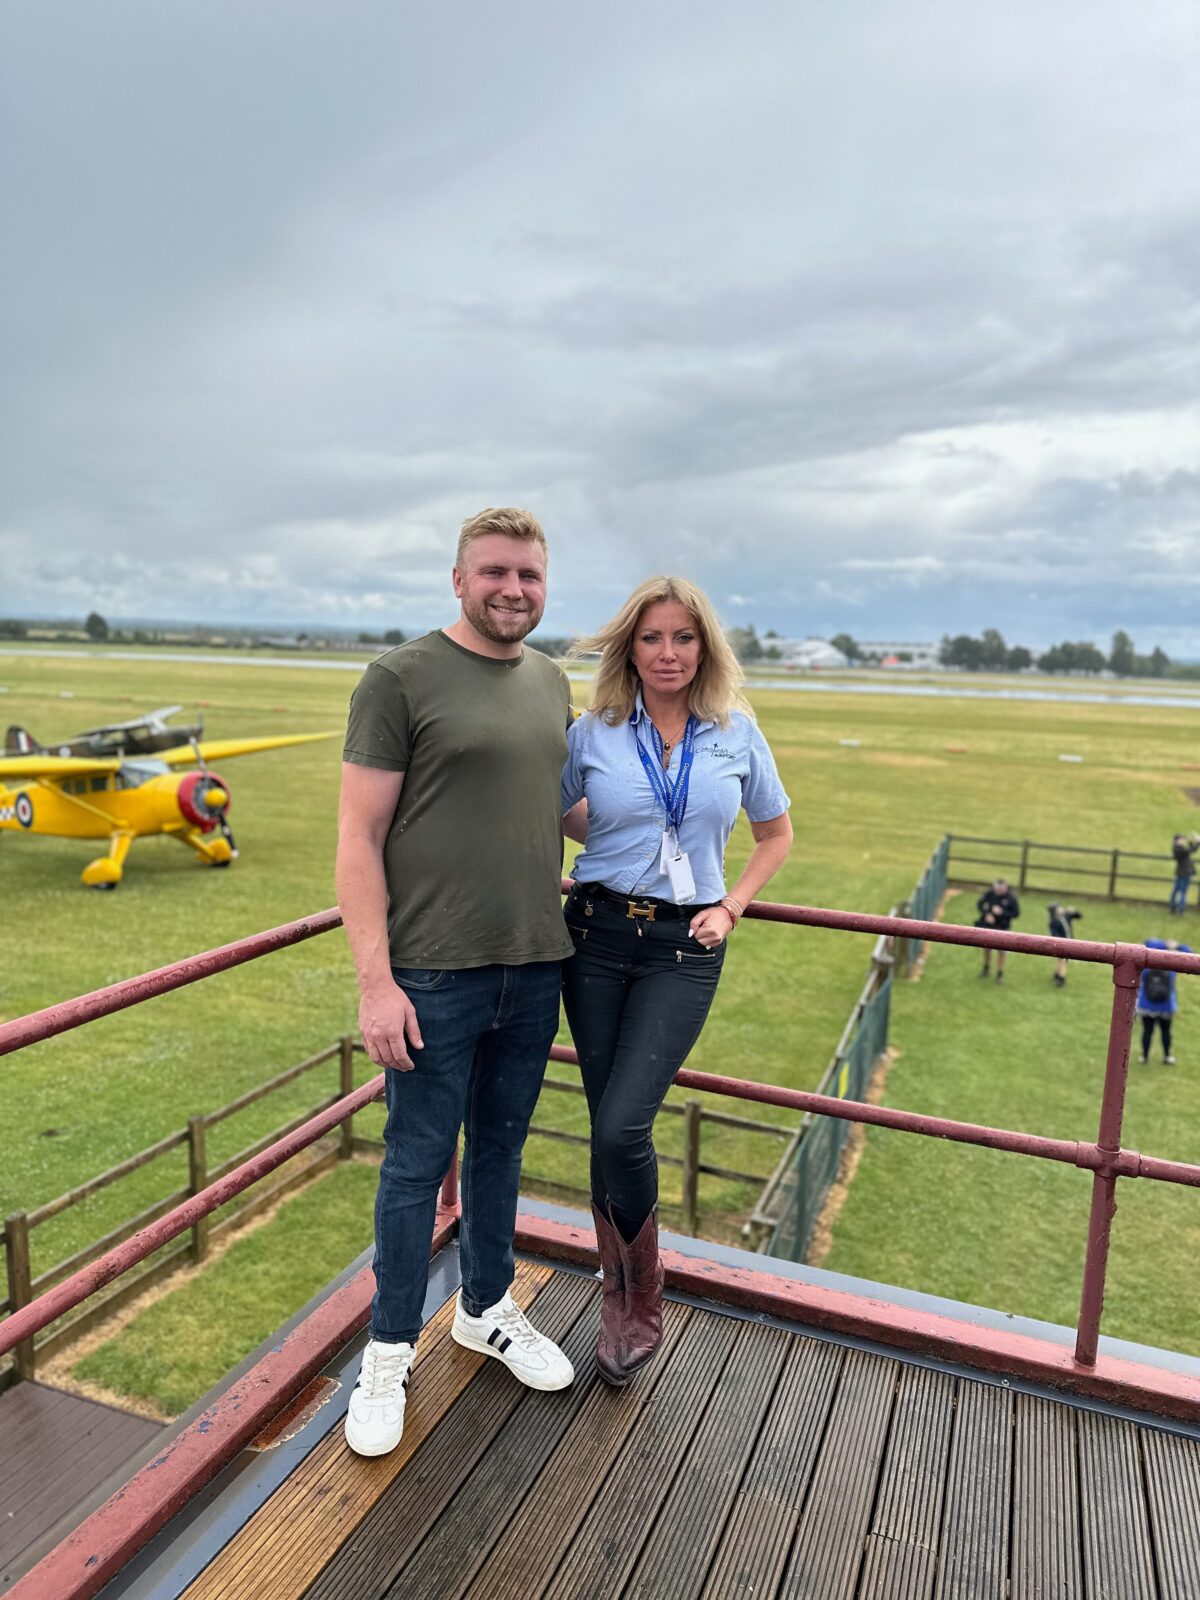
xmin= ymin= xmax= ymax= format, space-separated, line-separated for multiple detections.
xmin=631 ymin=711 xmax=697 ymax=835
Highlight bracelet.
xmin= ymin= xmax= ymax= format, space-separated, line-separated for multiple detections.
xmin=720 ymin=895 xmax=744 ymax=926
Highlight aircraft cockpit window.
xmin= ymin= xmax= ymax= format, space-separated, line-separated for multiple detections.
xmin=117 ymin=761 xmax=167 ymax=789
xmin=90 ymin=776 xmax=109 ymax=792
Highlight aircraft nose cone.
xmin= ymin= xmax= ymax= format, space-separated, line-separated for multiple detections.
xmin=203 ymin=786 xmax=228 ymax=810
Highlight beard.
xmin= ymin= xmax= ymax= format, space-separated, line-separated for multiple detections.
xmin=460 ymin=589 xmax=543 ymax=644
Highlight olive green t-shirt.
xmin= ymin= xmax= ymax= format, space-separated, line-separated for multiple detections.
xmin=343 ymin=631 xmax=574 ymax=968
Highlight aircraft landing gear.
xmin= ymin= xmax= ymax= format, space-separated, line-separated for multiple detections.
xmin=179 ymin=826 xmax=235 ymax=868
xmin=82 ymin=831 xmax=134 ymax=889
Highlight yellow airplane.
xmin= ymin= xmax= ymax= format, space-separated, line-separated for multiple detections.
xmin=0 ymin=729 xmax=337 ymax=888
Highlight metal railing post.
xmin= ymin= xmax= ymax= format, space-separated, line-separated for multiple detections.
xmin=440 ymin=1146 xmax=460 ymax=1213
xmin=338 ymin=1036 xmax=355 ymax=1159
xmin=187 ymin=1118 xmax=210 ymax=1263
xmin=4 ymin=1212 xmax=35 ymax=1380
xmin=681 ymin=1101 xmax=702 ymax=1235
xmin=1074 ymin=949 xmax=1141 ymax=1366
xmin=1108 ymin=849 xmax=1120 ymax=900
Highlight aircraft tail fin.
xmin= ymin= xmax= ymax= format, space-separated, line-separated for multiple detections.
xmin=4 ymin=726 xmax=42 ymax=757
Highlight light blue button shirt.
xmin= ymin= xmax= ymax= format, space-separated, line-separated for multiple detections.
xmin=562 ymin=695 xmax=790 ymax=903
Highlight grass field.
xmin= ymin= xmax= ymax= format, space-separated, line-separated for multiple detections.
xmin=825 ymin=889 xmax=1199 ymax=1358
xmin=2 ymin=644 xmax=1197 ymax=1406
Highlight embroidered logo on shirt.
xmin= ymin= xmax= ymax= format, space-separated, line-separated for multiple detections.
xmin=705 ymin=746 xmax=737 ymax=759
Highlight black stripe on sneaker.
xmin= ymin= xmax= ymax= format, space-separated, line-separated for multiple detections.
xmin=487 ymin=1327 xmax=504 ymax=1348
xmin=498 ymin=1335 xmax=512 ymax=1354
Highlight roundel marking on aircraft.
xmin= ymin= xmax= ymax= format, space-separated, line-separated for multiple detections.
xmin=16 ymin=792 xmax=35 ymax=828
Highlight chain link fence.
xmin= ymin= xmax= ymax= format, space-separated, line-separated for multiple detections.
xmin=748 ymin=834 xmax=949 ymax=1261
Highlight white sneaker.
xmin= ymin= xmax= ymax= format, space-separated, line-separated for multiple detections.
xmin=344 ymin=1338 xmax=415 ymax=1456
xmin=451 ymin=1291 xmax=574 ymax=1391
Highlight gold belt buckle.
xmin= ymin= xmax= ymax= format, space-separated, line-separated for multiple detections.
xmin=626 ymin=900 xmax=656 ymax=921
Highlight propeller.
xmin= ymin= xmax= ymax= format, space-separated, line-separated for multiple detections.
xmin=189 ymin=739 xmax=238 ymax=858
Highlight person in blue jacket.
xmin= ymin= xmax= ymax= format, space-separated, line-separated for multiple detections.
xmin=1136 ymin=938 xmax=1189 ymax=1064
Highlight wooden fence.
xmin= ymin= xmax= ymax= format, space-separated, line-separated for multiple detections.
xmin=946 ymin=833 xmax=1194 ymax=906
xmin=1 ymin=1040 xmax=357 ymax=1385
xmin=2 ymin=1039 xmax=790 ymax=1385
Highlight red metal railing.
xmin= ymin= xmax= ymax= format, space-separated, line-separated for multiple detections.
xmin=4 ymin=898 xmax=1200 ymax=1600
xmin=3 ymin=898 xmax=1198 ymax=1375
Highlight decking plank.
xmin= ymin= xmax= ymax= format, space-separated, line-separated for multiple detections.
xmin=700 ymin=1335 xmax=844 ymax=1599
xmin=181 ymin=1260 xmax=552 ymax=1600
xmin=1011 ymin=1392 xmax=1082 ymax=1598
xmin=539 ymin=1306 xmax=741 ymax=1600
xmin=1077 ymin=1410 xmax=1157 ymax=1600
xmin=932 ymin=1381 xmax=1011 ymax=1600
xmin=302 ymin=1271 xmax=594 ymax=1600
xmin=623 ymin=1321 xmax=791 ymax=1600
xmin=1142 ymin=1424 xmax=1200 ymax=1600
xmin=0 ymin=1384 xmax=159 ymax=1573
xmin=778 ymin=1347 xmax=898 ymax=1599
xmin=170 ymin=1260 xmax=1189 ymax=1600
xmin=856 ymin=1363 xmax=955 ymax=1599
xmin=380 ymin=1278 xmax=604 ymax=1598
xmin=858 ymin=1541 xmax=938 ymax=1599
xmin=462 ymin=1300 xmax=692 ymax=1600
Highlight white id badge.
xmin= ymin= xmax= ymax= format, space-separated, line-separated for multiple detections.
xmin=661 ymin=830 xmax=697 ymax=903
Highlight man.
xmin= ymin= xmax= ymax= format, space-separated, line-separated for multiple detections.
xmin=336 ymin=507 xmax=575 ymax=1458
xmin=976 ymin=877 xmax=1019 ymax=982
xmin=1169 ymin=833 xmax=1200 ymax=916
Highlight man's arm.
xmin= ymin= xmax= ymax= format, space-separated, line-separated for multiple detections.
xmin=336 ymin=763 xmax=424 ymax=1071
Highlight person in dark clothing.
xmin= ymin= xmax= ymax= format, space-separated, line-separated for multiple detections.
xmin=976 ymin=878 xmax=1019 ymax=981
xmin=1048 ymin=904 xmax=1081 ymax=986
xmin=1136 ymin=938 xmax=1189 ymax=1063
xmin=1169 ymin=834 xmax=1200 ymax=915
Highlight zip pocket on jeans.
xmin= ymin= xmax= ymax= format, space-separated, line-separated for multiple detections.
xmin=676 ymin=947 xmax=717 ymax=962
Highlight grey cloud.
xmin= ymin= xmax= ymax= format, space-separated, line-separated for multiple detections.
xmin=1 ymin=1 xmax=1198 ymax=650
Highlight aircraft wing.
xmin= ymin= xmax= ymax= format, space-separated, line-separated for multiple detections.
xmin=0 ymin=754 xmax=122 ymax=780
xmin=158 ymin=732 xmax=339 ymax=767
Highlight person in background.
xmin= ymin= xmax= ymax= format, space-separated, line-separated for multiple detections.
xmin=560 ymin=575 xmax=792 ymax=1387
xmin=1169 ymin=833 xmax=1200 ymax=915
xmin=976 ymin=877 xmax=1020 ymax=982
xmin=1136 ymin=938 xmax=1188 ymax=1064
xmin=1048 ymin=904 xmax=1081 ymax=987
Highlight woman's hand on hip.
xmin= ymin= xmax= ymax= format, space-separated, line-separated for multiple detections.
xmin=689 ymin=906 xmax=734 ymax=948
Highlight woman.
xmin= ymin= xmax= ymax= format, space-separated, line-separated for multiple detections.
xmin=1137 ymin=938 xmax=1189 ymax=1064
xmin=561 ymin=577 xmax=792 ymax=1386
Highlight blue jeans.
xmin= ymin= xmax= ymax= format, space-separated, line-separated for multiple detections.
xmin=1170 ymin=876 xmax=1190 ymax=914
xmin=370 ymin=960 xmax=561 ymax=1344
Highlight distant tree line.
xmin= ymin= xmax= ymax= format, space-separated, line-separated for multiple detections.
xmin=938 ymin=630 xmax=1033 ymax=672
xmin=939 ymin=628 xmax=1180 ymax=677
xmin=357 ymin=629 xmax=407 ymax=646
xmin=726 ymin=626 xmax=786 ymax=663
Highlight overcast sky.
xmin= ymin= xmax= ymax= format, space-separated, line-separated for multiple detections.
xmin=2 ymin=2 xmax=1198 ymax=650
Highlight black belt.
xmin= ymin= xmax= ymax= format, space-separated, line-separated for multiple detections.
xmin=573 ymin=882 xmax=716 ymax=922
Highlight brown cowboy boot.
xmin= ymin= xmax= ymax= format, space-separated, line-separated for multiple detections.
xmin=615 ymin=1208 xmax=663 ymax=1377
xmin=591 ymin=1204 xmax=629 ymax=1387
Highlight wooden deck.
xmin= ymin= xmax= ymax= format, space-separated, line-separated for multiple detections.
xmin=171 ymin=1258 xmax=1200 ymax=1600
xmin=0 ymin=1383 xmax=161 ymax=1585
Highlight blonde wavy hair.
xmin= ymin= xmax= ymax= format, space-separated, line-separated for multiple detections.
xmin=570 ymin=576 xmax=751 ymax=728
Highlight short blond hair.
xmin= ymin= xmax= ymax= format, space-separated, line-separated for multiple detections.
xmin=456 ymin=507 xmax=547 ymax=569
xmin=571 ymin=575 xmax=751 ymax=729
